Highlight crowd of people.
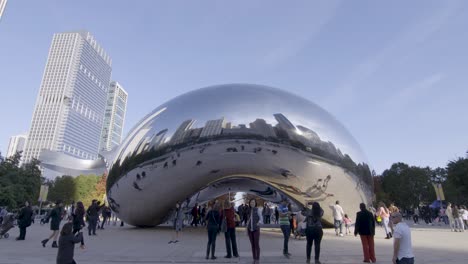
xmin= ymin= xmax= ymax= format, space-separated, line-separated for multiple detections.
xmin=4 ymin=197 xmax=468 ymax=264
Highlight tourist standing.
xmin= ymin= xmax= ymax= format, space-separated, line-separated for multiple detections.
xmin=169 ymin=202 xmax=183 ymax=244
xmin=205 ymin=203 xmax=221 ymax=259
xmin=274 ymin=206 xmax=279 ymax=224
xmin=86 ymin=200 xmax=103 ymax=236
xmin=446 ymin=203 xmax=455 ymax=231
xmin=461 ymin=205 xmax=468 ymax=229
xmin=278 ymin=199 xmax=292 ymax=257
xmin=243 ymin=203 xmax=251 ymax=226
xmin=262 ymin=203 xmax=271 ymax=224
xmin=247 ymin=199 xmax=262 ymax=263
xmin=56 ymin=222 xmax=83 ymax=264
xmin=100 ymin=205 xmax=110 ymax=229
xmin=355 ymin=203 xmax=376 ymax=263
xmin=329 ymin=200 xmax=345 ymax=236
xmin=72 ymin=201 xmax=86 ymax=249
xmin=16 ymin=201 xmax=33 ymax=240
xmin=302 ymin=202 xmax=323 ymax=264
xmin=377 ymin=202 xmax=391 ymax=239
xmin=452 ymin=205 xmax=464 ymax=232
xmin=42 ymin=201 xmax=64 ymax=247
xmin=391 ymin=212 xmax=415 ymax=264
xmin=221 ymin=200 xmax=239 ymax=258
xmin=191 ymin=203 xmax=199 ymax=227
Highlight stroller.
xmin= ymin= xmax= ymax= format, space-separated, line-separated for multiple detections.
xmin=0 ymin=214 xmax=15 ymax=239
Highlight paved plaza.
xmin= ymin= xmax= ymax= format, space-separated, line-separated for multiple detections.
xmin=1 ymin=221 xmax=467 ymax=264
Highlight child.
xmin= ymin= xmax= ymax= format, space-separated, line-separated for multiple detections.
xmin=57 ymin=222 xmax=83 ymax=264
xmin=343 ymin=214 xmax=352 ymax=235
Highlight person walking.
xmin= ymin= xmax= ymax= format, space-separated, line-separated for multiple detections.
xmin=355 ymin=203 xmax=376 ymax=263
xmin=278 ymin=199 xmax=292 ymax=258
xmin=169 ymin=202 xmax=183 ymax=244
xmin=205 ymin=203 xmax=221 ymax=260
xmin=16 ymin=201 xmax=33 ymax=240
xmin=329 ymin=200 xmax=345 ymax=236
xmin=391 ymin=212 xmax=415 ymax=264
xmin=302 ymin=202 xmax=323 ymax=264
xmin=461 ymin=205 xmax=468 ymax=230
xmin=343 ymin=214 xmax=352 ymax=235
xmin=377 ymin=202 xmax=391 ymax=239
xmin=42 ymin=201 xmax=64 ymax=247
xmin=100 ymin=205 xmax=110 ymax=229
xmin=72 ymin=201 xmax=86 ymax=249
xmin=221 ymin=200 xmax=239 ymax=258
xmin=247 ymin=199 xmax=262 ymax=264
xmin=56 ymin=222 xmax=83 ymax=264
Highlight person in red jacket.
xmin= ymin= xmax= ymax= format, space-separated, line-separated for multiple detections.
xmin=221 ymin=200 xmax=239 ymax=258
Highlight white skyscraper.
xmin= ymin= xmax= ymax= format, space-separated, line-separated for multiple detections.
xmin=6 ymin=134 xmax=27 ymax=158
xmin=99 ymin=81 xmax=128 ymax=152
xmin=0 ymin=0 xmax=7 ymax=21
xmin=23 ymin=31 xmax=112 ymax=163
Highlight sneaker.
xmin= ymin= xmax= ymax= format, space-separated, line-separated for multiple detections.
xmin=339 ymin=233 xmax=344 ymax=237
xmin=168 ymin=241 xmax=173 ymax=244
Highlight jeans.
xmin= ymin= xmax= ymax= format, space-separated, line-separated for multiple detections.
xmin=224 ymin=227 xmax=238 ymax=257
xmin=247 ymin=229 xmax=260 ymax=260
xmin=359 ymin=235 xmax=376 ymax=262
xmin=206 ymin=226 xmax=218 ymax=257
xmin=305 ymin=227 xmax=322 ymax=260
xmin=264 ymin=215 xmax=270 ymax=224
xmin=280 ymin=225 xmax=291 ymax=254
xmin=382 ymin=217 xmax=390 ymax=235
xmin=334 ymin=219 xmax=343 ymax=234
xmin=396 ymin=257 xmax=414 ymax=264
xmin=88 ymin=216 xmax=97 ymax=235
xmin=18 ymin=226 xmax=27 ymax=240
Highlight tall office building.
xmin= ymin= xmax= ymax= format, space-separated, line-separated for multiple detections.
xmin=6 ymin=134 xmax=27 ymax=158
xmin=0 ymin=0 xmax=7 ymax=21
xmin=23 ymin=31 xmax=112 ymax=163
xmin=100 ymin=81 xmax=128 ymax=152
xmin=200 ymin=118 xmax=226 ymax=137
xmin=170 ymin=119 xmax=195 ymax=145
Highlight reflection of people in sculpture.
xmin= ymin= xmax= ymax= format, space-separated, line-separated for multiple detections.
xmin=196 ymin=160 xmax=203 ymax=166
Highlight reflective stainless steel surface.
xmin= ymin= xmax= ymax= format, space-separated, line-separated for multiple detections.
xmin=40 ymin=150 xmax=107 ymax=176
xmin=106 ymin=84 xmax=373 ymax=226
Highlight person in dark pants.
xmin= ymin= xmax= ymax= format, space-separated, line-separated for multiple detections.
xmin=16 ymin=201 xmax=33 ymax=240
xmin=275 ymin=206 xmax=279 ymax=224
xmin=247 ymin=199 xmax=262 ymax=264
xmin=278 ymin=199 xmax=292 ymax=258
xmin=42 ymin=201 xmax=64 ymax=247
xmin=86 ymin=200 xmax=103 ymax=236
xmin=355 ymin=203 xmax=376 ymax=263
xmin=56 ymin=222 xmax=83 ymax=264
xmin=302 ymin=202 xmax=324 ymax=264
xmin=191 ymin=203 xmax=199 ymax=227
xmin=205 ymin=203 xmax=221 ymax=260
xmin=100 ymin=205 xmax=110 ymax=229
xmin=72 ymin=201 xmax=86 ymax=249
xmin=221 ymin=200 xmax=239 ymax=258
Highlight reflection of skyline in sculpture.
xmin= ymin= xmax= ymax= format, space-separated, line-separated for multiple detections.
xmin=106 ymin=84 xmax=373 ymax=227
xmin=124 ymin=112 xmax=353 ymax=177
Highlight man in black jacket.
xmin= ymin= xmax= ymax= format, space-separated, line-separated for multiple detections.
xmin=355 ymin=203 xmax=376 ymax=263
xmin=86 ymin=200 xmax=103 ymax=235
xmin=17 ymin=201 xmax=33 ymax=240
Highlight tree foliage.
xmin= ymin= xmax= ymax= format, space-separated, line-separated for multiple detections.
xmin=48 ymin=175 xmax=76 ymax=205
xmin=0 ymin=152 xmax=42 ymax=210
xmin=445 ymin=157 xmax=468 ymax=205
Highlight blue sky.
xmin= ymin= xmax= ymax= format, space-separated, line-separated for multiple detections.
xmin=0 ymin=0 xmax=467 ymax=173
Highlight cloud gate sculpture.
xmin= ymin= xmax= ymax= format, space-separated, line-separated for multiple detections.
xmin=106 ymin=84 xmax=373 ymax=227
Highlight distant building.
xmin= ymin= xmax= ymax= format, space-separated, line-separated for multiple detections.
xmin=100 ymin=81 xmax=128 ymax=152
xmin=0 ymin=0 xmax=7 ymax=21
xmin=6 ymin=134 xmax=27 ymax=158
xmin=170 ymin=119 xmax=195 ymax=145
xmin=149 ymin=129 xmax=168 ymax=150
xmin=23 ymin=31 xmax=112 ymax=164
xmin=200 ymin=118 xmax=226 ymax=137
xmin=250 ymin=119 xmax=276 ymax=138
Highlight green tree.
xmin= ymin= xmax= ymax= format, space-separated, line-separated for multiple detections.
xmin=445 ymin=157 xmax=468 ymax=205
xmin=48 ymin=175 xmax=76 ymax=205
xmin=0 ymin=152 xmax=42 ymax=210
xmin=381 ymin=163 xmax=435 ymax=210
xmin=74 ymin=174 xmax=100 ymax=207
